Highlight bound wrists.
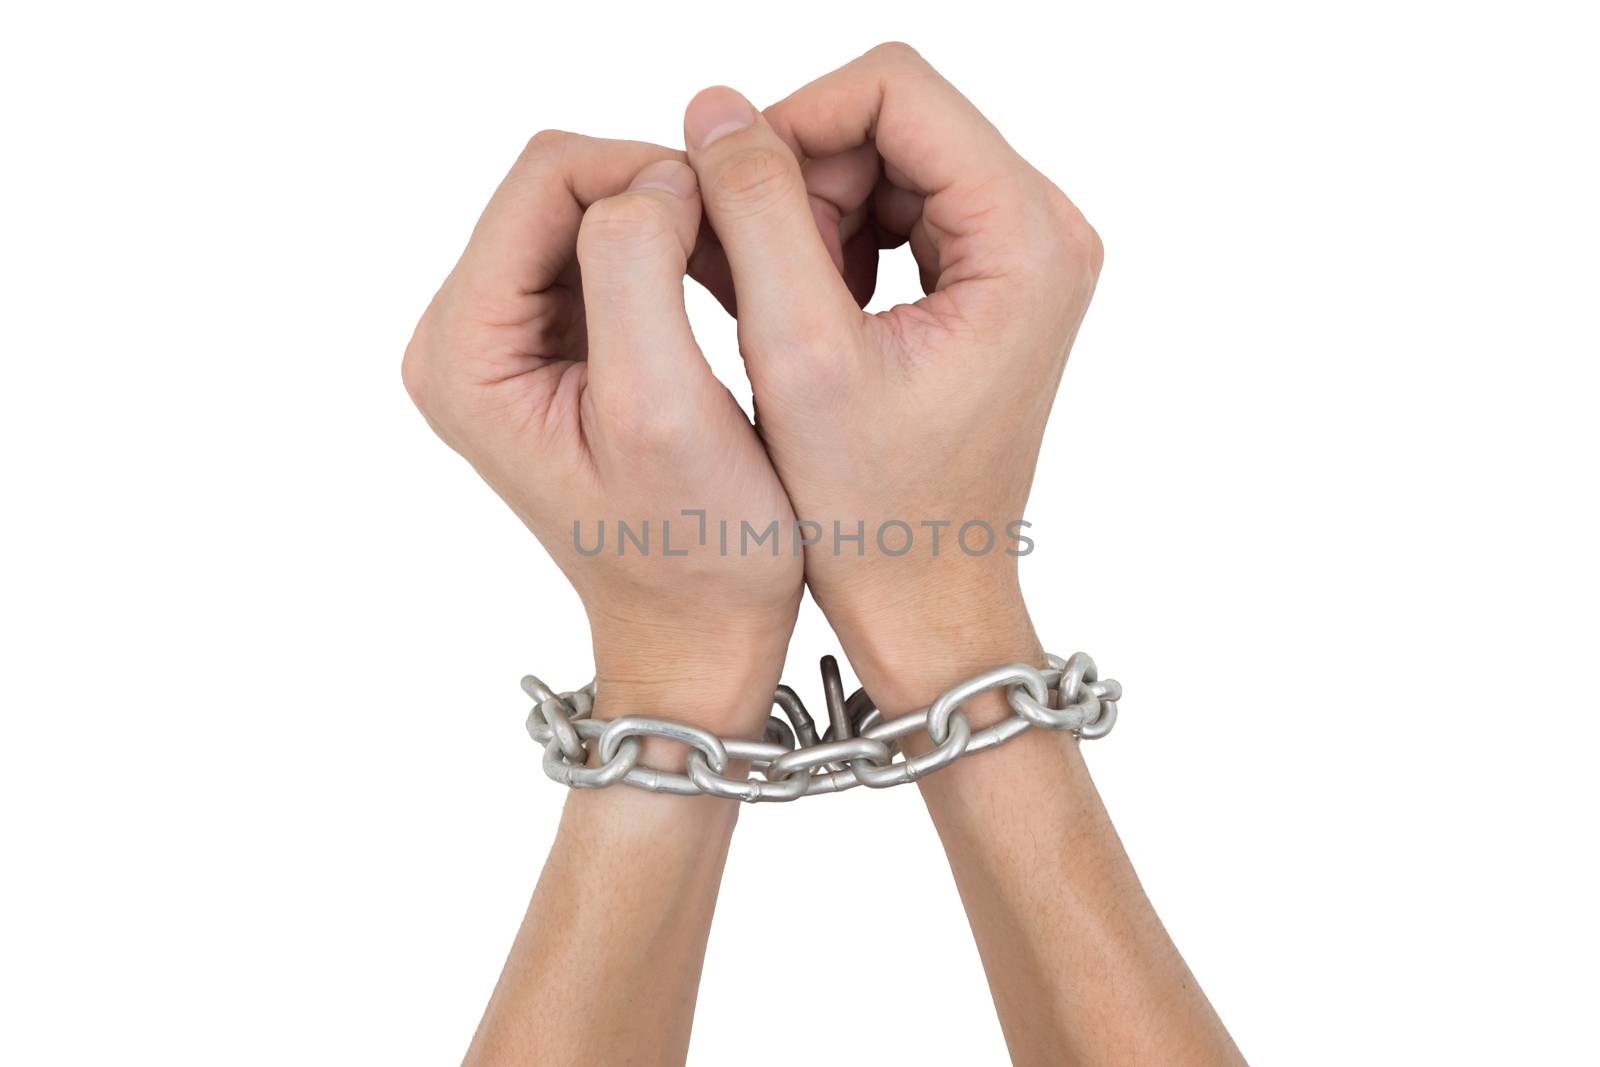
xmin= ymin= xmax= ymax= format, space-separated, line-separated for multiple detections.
xmin=590 ymin=628 xmax=791 ymax=743
xmin=825 ymin=581 xmax=1043 ymax=717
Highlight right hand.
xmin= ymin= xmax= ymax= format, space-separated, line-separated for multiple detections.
xmin=682 ymin=43 xmax=1104 ymax=708
xmin=402 ymin=134 xmax=802 ymax=737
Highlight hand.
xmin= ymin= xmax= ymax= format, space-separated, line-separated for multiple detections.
xmin=681 ymin=43 xmax=1104 ymax=710
xmin=402 ymin=133 xmax=801 ymax=737
xmin=676 ymin=52 xmax=1243 ymax=1066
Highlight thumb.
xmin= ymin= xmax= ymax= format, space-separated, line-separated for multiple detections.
xmin=576 ymin=159 xmax=712 ymax=412
xmin=684 ymin=86 xmax=860 ymax=364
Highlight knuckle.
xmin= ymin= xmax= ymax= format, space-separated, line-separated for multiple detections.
xmin=400 ymin=349 xmax=431 ymax=412
xmin=520 ymin=128 xmax=570 ymax=163
xmin=1079 ymin=219 xmax=1106 ymax=277
xmin=745 ymin=322 xmax=857 ymax=404
xmin=1060 ymin=209 xmax=1104 ymax=280
xmin=867 ymin=40 xmax=926 ymax=68
xmin=1041 ymin=185 xmax=1104 ymax=279
xmin=401 ymin=317 xmax=438 ymax=414
xmin=607 ymin=391 xmax=700 ymax=454
xmin=709 ymin=146 xmax=796 ymax=213
xmin=577 ymin=194 xmax=676 ymax=258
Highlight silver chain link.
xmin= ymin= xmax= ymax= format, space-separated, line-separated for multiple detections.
xmin=522 ymin=653 xmax=1120 ymax=803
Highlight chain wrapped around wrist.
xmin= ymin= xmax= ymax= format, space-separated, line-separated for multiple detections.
xmin=521 ymin=653 xmax=1120 ymax=803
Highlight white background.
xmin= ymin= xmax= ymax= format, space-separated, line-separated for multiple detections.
xmin=3 ymin=2 xmax=1596 ymax=1063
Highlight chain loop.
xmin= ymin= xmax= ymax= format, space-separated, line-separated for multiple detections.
xmin=927 ymin=664 xmax=1048 ymax=744
xmin=685 ymin=751 xmax=810 ymax=803
xmin=520 ymin=652 xmax=1121 ymax=803
xmin=542 ymin=717 xmax=642 ymax=789
xmin=540 ymin=696 xmax=587 ymax=764
xmin=855 ymin=710 xmax=973 ymax=788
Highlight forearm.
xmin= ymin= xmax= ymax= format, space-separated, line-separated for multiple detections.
xmin=926 ymin=723 xmax=1241 ymax=1065
xmin=850 ymin=598 xmax=1244 ymax=1066
xmin=464 ymin=787 xmax=737 ymax=1067
xmin=464 ymin=653 xmax=783 ymax=1067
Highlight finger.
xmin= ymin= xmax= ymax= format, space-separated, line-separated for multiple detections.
xmin=807 ymin=196 xmax=846 ymax=275
xmin=872 ymin=181 xmax=939 ymax=292
xmin=907 ymin=221 xmax=941 ymax=295
xmin=684 ymin=86 xmax=860 ymax=358
xmin=800 ymin=143 xmax=882 ymax=272
xmin=802 ymin=143 xmax=882 ymax=221
xmin=458 ymin=133 xmax=684 ymax=315
xmin=576 ymin=160 xmax=712 ymax=407
xmin=687 ymin=143 xmax=877 ymax=313
xmin=763 ymin=43 xmax=1044 ymax=288
xmin=840 ymin=224 xmax=880 ymax=307
xmin=764 ymin=43 xmax=1021 ymax=197
xmin=687 ymin=225 xmax=738 ymax=316
xmin=872 ymin=181 xmax=925 ymax=240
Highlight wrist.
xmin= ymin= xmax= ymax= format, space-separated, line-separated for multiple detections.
xmin=559 ymin=768 xmax=740 ymax=844
xmin=588 ymin=602 xmax=796 ymax=740
xmin=838 ymin=580 xmax=1079 ymax=793
xmin=819 ymin=565 xmax=1043 ymax=718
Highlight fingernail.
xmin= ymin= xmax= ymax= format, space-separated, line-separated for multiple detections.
xmin=631 ymin=159 xmax=697 ymax=199
xmin=686 ymin=86 xmax=755 ymax=149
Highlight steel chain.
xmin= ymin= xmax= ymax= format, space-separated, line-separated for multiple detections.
xmin=522 ymin=652 xmax=1120 ymax=803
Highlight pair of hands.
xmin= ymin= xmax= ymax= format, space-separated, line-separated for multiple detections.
xmin=407 ymin=45 xmax=1245 ymax=1067
xmin=403 ymin=43 xmax=1102 ymax=740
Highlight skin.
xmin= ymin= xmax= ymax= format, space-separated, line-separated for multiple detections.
xmin=405 ymin=42 xmax=1244 ymax=1067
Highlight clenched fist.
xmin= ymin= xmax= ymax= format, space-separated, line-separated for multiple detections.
xmin=403 ymin=136 xmax=800 ymax=737
xmin=682 ymin=43 xmax=1103 ymax=714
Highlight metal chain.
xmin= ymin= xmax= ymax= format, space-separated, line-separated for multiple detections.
xmin=522 ymin=653 xmax=1120 ymax=803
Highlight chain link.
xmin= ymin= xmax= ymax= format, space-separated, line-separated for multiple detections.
xmin=522 ymin=652 xmax=1120 ymax=803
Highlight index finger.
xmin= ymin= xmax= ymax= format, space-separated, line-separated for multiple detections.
xmin=762 ymin=42 xmax=1023 ymax=197
xmin=456 ymin=132 xmax=684 ymax=308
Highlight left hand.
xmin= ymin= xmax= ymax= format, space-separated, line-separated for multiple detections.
xmin=678 ymin=45 xmax=1104 ymax=709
